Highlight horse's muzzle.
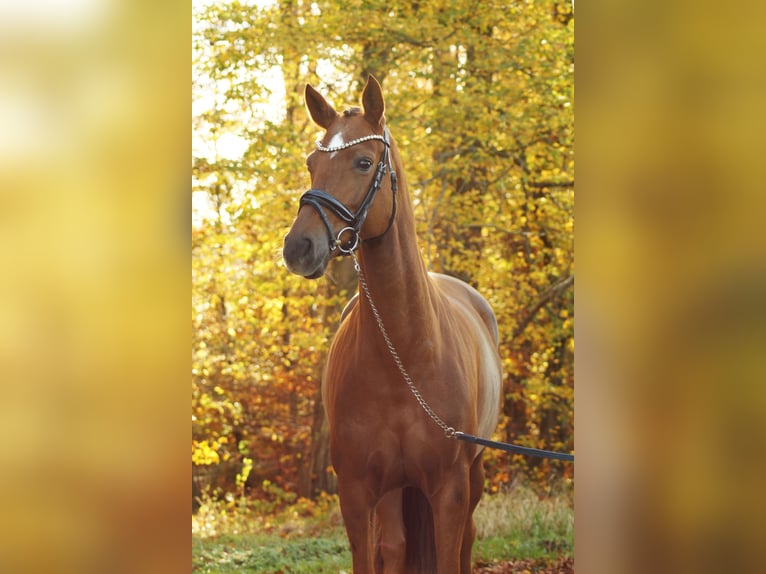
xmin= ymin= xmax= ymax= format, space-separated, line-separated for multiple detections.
xmin=283 ymin=231 xmax=329 ymax=279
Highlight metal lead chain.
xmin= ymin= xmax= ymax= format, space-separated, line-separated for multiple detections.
xmin=351 ymin=252 xmax=456 ymax=439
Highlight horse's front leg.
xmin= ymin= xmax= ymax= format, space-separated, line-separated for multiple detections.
xmin=460 ymin=455 xmax=486 ymax=573
xmin=337 ymin=477 xmax=375 ymax=573
xmin=374 ymin=489 xmax=405 ymax=573
xmin=430 ymin=468 xmax=470 ymax=574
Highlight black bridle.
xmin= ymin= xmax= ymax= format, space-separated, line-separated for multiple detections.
xmin=299 ymin=127 xmax=398 ymax=254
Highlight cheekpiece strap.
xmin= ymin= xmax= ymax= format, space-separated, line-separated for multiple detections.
xmin=300 ymin=128 xmax=395 ymax=254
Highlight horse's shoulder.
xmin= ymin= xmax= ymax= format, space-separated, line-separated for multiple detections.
xmin=428 ymin=272 xmax=499 ymax=344
xmin=428 ymin=272 xmax=470 ymax=294
xmin=340 ymin=292 xmax=359 ymax=323
xmin=428 ymin=272 xmax=485 ymax=306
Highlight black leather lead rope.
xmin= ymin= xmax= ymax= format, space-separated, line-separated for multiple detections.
xmin=455 ymin=432 xmax=574 ymax=461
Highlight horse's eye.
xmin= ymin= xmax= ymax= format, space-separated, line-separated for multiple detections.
xmin=355 ymin=158 xmax=373 ymax=172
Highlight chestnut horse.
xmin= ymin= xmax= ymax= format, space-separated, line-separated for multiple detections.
xmin=283 ymin=76 xmax=502 ymax=574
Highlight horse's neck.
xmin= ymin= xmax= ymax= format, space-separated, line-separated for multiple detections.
xmin=356 ymin=192 xmax=436 ymax=347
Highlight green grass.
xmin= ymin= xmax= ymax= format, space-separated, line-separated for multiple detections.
xmin=473 ymin=484 xmax=573 ymax=560
xmin=193 ymin=532 xmax=351 ymax=573
xmin=192 ymin=485 xmax=573 ymax=573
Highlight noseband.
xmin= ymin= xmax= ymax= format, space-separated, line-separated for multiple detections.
xmin=299 ymin=127 xmax=398 ymax=254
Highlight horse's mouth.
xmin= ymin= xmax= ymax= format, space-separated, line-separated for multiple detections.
xmin=285 ymin=255 xmax=328 ymax=280
xmin=305 ymin=268 xmax=325 ymax=280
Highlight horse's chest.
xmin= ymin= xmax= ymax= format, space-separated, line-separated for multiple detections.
xmin=323 ymin=322 xmax=471 ymax=485
xmin=329 ymin=407 xmax=449 ymax=490
xmin=324 ymin=335 xmax=469 ymax=432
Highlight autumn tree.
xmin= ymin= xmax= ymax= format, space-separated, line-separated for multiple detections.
xmin=192 ymin=0 xmax=574 ymax=503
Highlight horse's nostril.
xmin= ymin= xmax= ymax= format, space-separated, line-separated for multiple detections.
xmin=284 ymin=234 xmax=313 ymax=264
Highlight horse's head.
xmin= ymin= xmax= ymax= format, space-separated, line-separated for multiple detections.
xmin=283 ymin=75 xmax=397 ymax=279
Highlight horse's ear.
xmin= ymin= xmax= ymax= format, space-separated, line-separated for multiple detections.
xmin=362 ymin=75 xmax=385 ymax=127
xmin=305 ymin=84 xmax=338 ymax=129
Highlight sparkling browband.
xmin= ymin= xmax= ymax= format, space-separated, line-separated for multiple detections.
xmin=315 ymin=134 xmax=388 ymax=153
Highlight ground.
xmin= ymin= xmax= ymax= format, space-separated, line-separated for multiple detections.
xmin=192 ymin=485 xmax=574 ymax=573
xmin=474 ymin=556 xmax=574 ymax=573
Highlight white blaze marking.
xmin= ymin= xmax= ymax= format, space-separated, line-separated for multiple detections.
xmin=327 ymin=131 xmax=344 ymax=158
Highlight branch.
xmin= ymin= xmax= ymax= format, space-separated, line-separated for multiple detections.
xmin=512 ymin=275 xmax=574 ymax=339
xmin=388 ymin=30 xmax=430 ymax=48
xmin=434 ymin=145 xmax=479 ymax=162
xmin=528 ymin=180 xmax=574 ymax=189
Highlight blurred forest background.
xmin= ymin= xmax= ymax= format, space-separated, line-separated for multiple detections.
xmin=192 ymin=0 xmax=574 ymax=510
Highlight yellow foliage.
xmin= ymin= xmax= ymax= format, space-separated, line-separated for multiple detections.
xmin=193 ymin=0 xmax=573 ymax=496
xmin=192 ymin=439 xmax=226 ymax=466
